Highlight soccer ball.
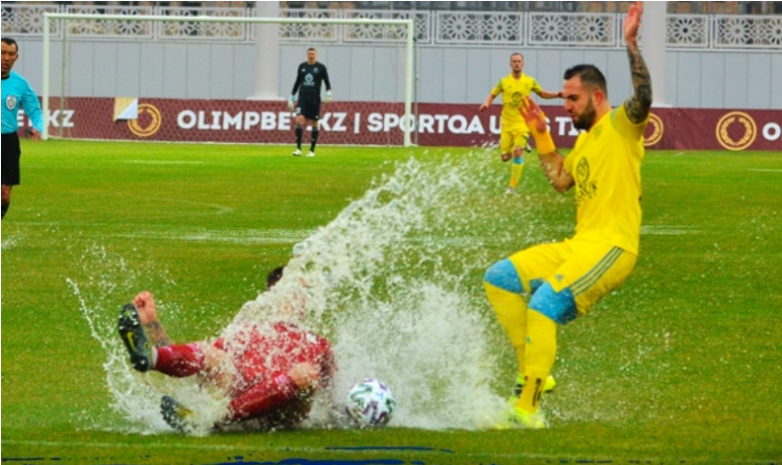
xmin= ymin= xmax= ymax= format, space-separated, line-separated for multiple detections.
xmin=344 ymin=378 xmax=396 ymax=427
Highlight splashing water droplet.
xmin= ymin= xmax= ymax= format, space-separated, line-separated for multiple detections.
xmin=72 ymin=150 xmax=538 ymax=432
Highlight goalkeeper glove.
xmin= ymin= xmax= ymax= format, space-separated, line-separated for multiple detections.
xmin=325 ymin=90 xmax=332 ymax=103
xmin=287 ymin=96 xmax=295 ymax=112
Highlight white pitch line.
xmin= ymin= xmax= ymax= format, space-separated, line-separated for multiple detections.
xmin=2 ymin=439 xmax=311 ymax=453
xmin=141 ymin=196 xmax=235 ymax=215
xmin=113 ymin=228 xmax=314 ymax=244
xmin=3 ymin=439 xmax=774 ymax=464
xmin=125 ymin=160 xmax=206 ymax=165
xmin=641 ymin=225 xmax=700 ymax=236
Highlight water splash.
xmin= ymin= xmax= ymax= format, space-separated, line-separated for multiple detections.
xmin=2 ymin=234 xmax=19 ymax=250
xmin=233 ymin=153 xmax=522 ymax=430
xmin=72 ymin=149 xmax=544 ymax=433
xmin=67 ymin=245 xmax=194 ymax=434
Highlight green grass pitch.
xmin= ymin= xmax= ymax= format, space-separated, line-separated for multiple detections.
xmin=2 ymin=139 xmax=781 ymax=465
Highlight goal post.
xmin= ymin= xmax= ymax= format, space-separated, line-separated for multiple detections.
xmin=42 ymin=12 xmax=416 ymax=147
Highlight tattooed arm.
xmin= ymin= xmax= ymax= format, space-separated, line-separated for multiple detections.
xmin=623 ymin=1 xmax=653 ymax=124
xmin=133 ymin=291 xmax=175 ymax=347
xmin=538 ymin=151 xmax=574 ymax=193
xmin=144 ymin=320 xmax=175 ymax=348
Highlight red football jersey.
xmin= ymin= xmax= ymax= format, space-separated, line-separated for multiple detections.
xmin=214 ymin=322 xmax=334 ymax=396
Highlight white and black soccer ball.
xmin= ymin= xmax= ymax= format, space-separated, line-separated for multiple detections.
xmin=344 ymin=378 xmax=396 ymax=428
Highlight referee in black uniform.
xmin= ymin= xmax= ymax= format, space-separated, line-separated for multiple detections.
xmin=288 ymin=48 xmax=332 ymax=157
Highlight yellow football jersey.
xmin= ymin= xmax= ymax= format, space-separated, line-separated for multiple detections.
xmin=491 ymin=73 xmax=542 ymax=130
xmin=563 ymin=105 xmax=648 ymax=255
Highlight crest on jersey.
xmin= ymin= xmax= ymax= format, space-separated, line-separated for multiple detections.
xmin=5 ymin=95 xmax=17 ymax=111
xmin=575 ymin=158 xmax=597 ymax=201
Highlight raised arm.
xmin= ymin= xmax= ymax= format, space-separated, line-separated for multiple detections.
xmin=133 ymin=291 xmax=174 ymax=347
xmin=623 ymin=1 xmax=652 ymax=124
xmin=520 ymin=97 xmax=574 ymax=193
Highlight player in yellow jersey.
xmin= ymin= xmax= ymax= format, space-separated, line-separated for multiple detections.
xmin=479 ymin=53 xmax=562 ymax=195
xmin=483 ymin=1 xmax=651 ymax=429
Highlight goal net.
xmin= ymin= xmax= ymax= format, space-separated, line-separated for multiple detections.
xmin=42 ymin=5 xmax=417 ymax=147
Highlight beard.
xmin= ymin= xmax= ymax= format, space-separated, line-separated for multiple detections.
xmin=572 ymin=98 xmax=597 ymax=131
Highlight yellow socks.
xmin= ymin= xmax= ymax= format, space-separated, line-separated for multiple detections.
xmin=509 ymin=159 xmax=524 ymax=189
xmin=483 ymin=281 xmax=528 ymax=375
xmin=517 ymin=377 xmax=546 ymax=413
xmin=484 ymin=266 xmax=559 ymax=415
xmin=516 ymin=309 xmax=557 ymax=413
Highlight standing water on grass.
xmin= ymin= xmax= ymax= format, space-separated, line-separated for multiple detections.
xmin=71 ymin=149 xmax=553 ymax=434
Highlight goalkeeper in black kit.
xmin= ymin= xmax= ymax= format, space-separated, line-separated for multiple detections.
xmin=288 ymin=47 xmax=332 ymax=157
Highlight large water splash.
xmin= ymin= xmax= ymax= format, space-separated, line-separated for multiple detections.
xmin=72 ymin=149 xmax=546 ymax=433
xmin=234 ymin=153 xmax=525 ymax=429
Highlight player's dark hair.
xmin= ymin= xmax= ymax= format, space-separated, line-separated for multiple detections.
xmin=564 ymin=64 xmax=608 ymax=97
xmin=307 ymin=47 xmax=317 ymax=53
xmin=266 ymin=266 xmax=285 ymax=290
xmin=2 ymin=37 xmax=19 ymax=51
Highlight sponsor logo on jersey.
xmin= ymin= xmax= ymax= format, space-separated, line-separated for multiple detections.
xmin=575 ymin=157 xmax=598 ymax=202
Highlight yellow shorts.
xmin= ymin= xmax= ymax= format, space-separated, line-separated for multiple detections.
xmin=485 ymin=239 xmax=637 ymax=324
xmin=500 ymin=127 xmax=531 ymax=156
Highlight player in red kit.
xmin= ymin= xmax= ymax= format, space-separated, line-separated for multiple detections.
xmin=118 ymin=268 xmax=335 ymax=432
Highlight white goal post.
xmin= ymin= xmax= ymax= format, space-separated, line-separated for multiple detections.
xmin=41 ymin=12 xmax=416 ymax=146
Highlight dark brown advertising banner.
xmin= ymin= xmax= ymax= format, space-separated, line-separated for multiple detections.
xmin=415 ymin=104 xmax=782 ymax=151
xmin=639 ymin=107 xmax=782 ymax=152
xmin=21 ymin=98 xmax=782 ymax=151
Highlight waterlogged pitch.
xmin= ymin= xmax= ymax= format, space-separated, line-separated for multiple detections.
xmin=2 ymin=140 xmax=781 ymax=465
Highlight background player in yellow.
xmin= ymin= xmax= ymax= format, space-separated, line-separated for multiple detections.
xmin=483 ymin=1 xmax=651 ymax=428
xmin=479 ymin=53 xmax=562 ymax=195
